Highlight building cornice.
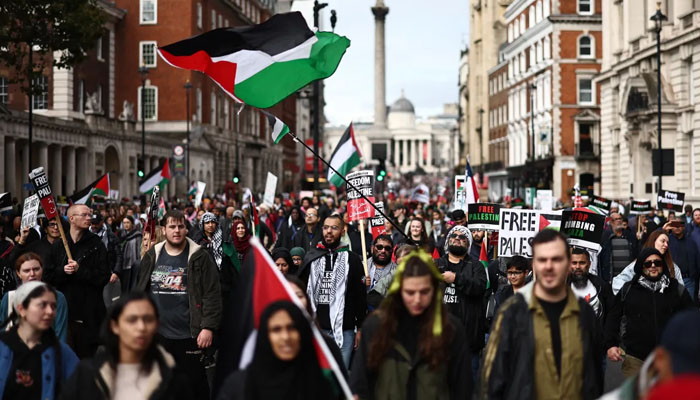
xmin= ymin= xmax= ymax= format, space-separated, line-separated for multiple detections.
xmin=548 ymin=14 xmax=601 ymax=24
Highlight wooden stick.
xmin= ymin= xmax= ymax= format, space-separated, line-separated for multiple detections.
xmin=54 ymin=215 xmax=72 ymax=260
xmin=359 ymin=219 xmax=369 ymax=277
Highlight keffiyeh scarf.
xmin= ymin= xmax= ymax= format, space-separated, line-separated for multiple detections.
xmin=202 ymin=212 xmax=223 ymax=270
xmin=638 ymin=274 xmax=670 ymax=293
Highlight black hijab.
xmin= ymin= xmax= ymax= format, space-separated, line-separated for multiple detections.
xmin=246 ymin=301 xmax=335 ymax=400
xmin=271 ymin=248 xmax=297 ymax=275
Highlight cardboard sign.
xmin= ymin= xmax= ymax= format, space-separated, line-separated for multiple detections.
xmin=657 ymin=190 xmax=685 ymax=212
xmin=498 ymin=209 xmax=540 ymax=258
xmin=560 ymin=209 xmax=606 ymax=253
xmin=21 ymin=194 xmax=40 ymax=229
xmin=590 ymin=195 xmax=612 ymax=213
xmin=467 ymin=203 xmax=501 ymax=231
xmin=454 ymin=175 xmax=466 ymax=210
xmin=28 ymin=167 xmax=58 ymax=220
xmin=536 ymin=190 xmax=553 ymax=211
xmin=263 ymin=172 xmax=278 ymax=208
xmin=194 ymin=181 xmax=206 ymax=208
xmin=346 ymin=170 xmax=375 ymax=221
xmin=369 ymin=201 xmax=386 ymax=239
xmin=630 ymin=199 xmax=652 ymax=215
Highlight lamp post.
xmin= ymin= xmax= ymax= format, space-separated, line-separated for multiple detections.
xmin=651 ymin=1 xmax=667 ymax=192
xmin=184 ymin=80 xmax=192 ymax=189
xmin=139 ymin=64 xmax=149 ymax=178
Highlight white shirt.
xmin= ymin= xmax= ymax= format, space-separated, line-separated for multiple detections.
xmin=112 ymin=363 xmax=150 ymax=400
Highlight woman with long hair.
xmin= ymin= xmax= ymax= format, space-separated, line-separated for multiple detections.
xmin=231 ymin=221 xmax=252 ymax=264
xmin=216 ymin=301 xmax=338 ymax=400
xmin=59 ymin=291 xmax=192 ymax=400
xmin=350 ymin=250 xmax=471 ymax=399
xmin=0 ymin=281 xmax=79 ymax=400
xmin=402 ymin=217 xmax=435 ymax=253
xmin=613 ymin=230 xmax=684 ymax=294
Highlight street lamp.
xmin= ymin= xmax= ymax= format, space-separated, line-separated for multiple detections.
xmin=530 ymin=83 xmax=537 ymax=162
xmin=651 ymin=1 xmax=667 ymax=192
xmin=138 ymin=64 xmax=149 ymax=180
xmin=184 ymin=80 xmax=192 ymax=189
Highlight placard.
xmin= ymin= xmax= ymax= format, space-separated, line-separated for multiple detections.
xmin=411 ymin=183 xmax=430 ymax=204
xmin=630 ymin=199 xmax=652 ymax=215
xmin=536 ymin=190 xmax=553 ymax=211
xmin=194 ymin=181 xmax=206 ymax=208
xmin=467 ymin=203 xmax=501 ymax=231
xmin=28 ymin=167 xmax=58 ymax=220
xmin=657 ymin=190 xmax=685 ymax=213
xmin=454 ymin=175 xmax=466 ymax=210
xmin=369 ymin=201 xmax=386 ymax=239
xmin=590 ymin=195 xmax=612 ymax=213
xmin=346 ymin=170 xmax=375 ymax=221
xmin=498 ymin=209 xmax=540 ymax=258
xmin=21 ymin=194 xmax=40 ymax=229
xmin=560 ymin=209 xmax=606 ymax=253
xmin=263 ymin=172 xmax=278 ymax=207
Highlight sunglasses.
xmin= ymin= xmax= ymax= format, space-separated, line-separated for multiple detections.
xmin=450 ymin=235 xmax=468 ymax=241
xmin=374 ymin=244 xmax=391 ymax=251
xmin=643 ymin=260 xmax=664 ymax=268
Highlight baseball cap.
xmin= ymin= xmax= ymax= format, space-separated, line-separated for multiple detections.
xmin=91 ymin=214 xmax=103 ymax=224
xmin=232 ymin=210 xmax=245 ymax=220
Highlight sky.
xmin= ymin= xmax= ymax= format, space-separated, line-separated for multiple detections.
xmin=293 ymin=0 xmax=470 ymax=126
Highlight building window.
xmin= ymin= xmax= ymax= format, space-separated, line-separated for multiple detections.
xmin=140 ymin=41 xmax=157 ymax=67
xmin=96 ymin=36 xmax=104 ymax=61
xmin=196 ymin=88 xmax=202 ymax=122
xmin=224 ymin=99 xmax=230 ymax=129
xmin=140 ymin=0 xmax=157 ymax=24
xmin=0 ymin=76 xmax=7 ymax=105
xmin=218 ymin=15 xmax=223 ymax=29
xmin=211 ymin=9 xmax=216 ymax=30
xmin=544 ymin=36 xmax=551 ymax=59
xmin=508 ymin=24 xmax=513 ymax=42
xmin=519 ymin=15 xmax=526 ymax=34
xmin=543 ymin=0 xmax=550 ymax=17
xmin=210 ymin=92 xmax=216 ymax=125
xmin=33 ymin=75 xmax=48 ymax=110
xmin=138 ymin=85 xmax=158 ymax=120
xmin=578 ymin=78 xmax=594 ymax=104
xmin=578 ymin=35 xmax=593 ymax=58
xmin=197 ymin=3 xmax=203 ymax=29
xmin=578 ymin=0 xmax=592 ymax=15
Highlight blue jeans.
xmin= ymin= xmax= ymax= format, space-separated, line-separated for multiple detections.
xmin=683 ymin=277 xmax=696 ymax=300
xmin=323 ymin=329 xmax=355 ymax=369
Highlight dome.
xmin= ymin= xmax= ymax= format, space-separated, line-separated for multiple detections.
xmin=389 ymin=93 xmax=415 ymax=114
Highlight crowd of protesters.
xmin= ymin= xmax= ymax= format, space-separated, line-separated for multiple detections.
xmin=0 ymin=190 xmax=699 ymax=400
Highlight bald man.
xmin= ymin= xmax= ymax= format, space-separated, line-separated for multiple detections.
xmin=45 ymin=204 xmax=110 ymax=358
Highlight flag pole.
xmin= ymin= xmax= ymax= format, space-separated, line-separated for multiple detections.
xmin=288 ymin=132 xmax=415 ymax=245
xmin=359 ymin=219 xmax=369 ymax=277
xmin=55 ymin=215 xmax=73 ymax=260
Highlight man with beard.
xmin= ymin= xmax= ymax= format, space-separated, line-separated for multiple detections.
xmin=435 ymin=225 xmax=487 ymax=379
xmin=366 ymin=234 xmax=396 ymax=292
xmin=298 ymin=214 xmax=366 ymax=368
xmin=570 ymin=248 xmax=614 ymax=327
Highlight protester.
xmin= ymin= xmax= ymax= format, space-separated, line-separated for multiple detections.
xmin=293 ymin=206 xmax=322 ymax=252
xmin=665 ymin=216 xmax=700 ymax=299
xmin=392 ymin=204 xmax=408 ymax=233
xmin=366 ymin=234 xmax=396 ymax=292
xmin=271 ymin=247 xmax=295 ymax=275
xmin=289 ymin=247 xmax=305 ymax=269
xmin=231 ymin=220 xmax=252 ymax=264
xmin=367 ymin=243 xmax=417 ymax=308
xmin=570 ymin=248 xmax=614 ymax=327
xmin=90 ymin=213 xmax=123 ymax=285
xmin=0 ymin=253 xmax=67 ymax=341
xmin=275 ymin=206 xmax=304 ymax=250
xmin=605 ymin=248 xmax=693 ymax=377
xmin=7 ymin=218 xmax=62 ymax=272
xmin=495 ymin=255 xmax=530 ymax=308
xmin=134 ymin=209 xmax=222 ymax=400
xmin=481 ymin=229 xmax=604 ymax=399
xmin=197 ymin=212 xmax=225 ymax=270
xmin=599 ymin=212 xmax=639 ymax=282
xmin=0 ymin=281 xmax=79 ymax=400
xmin=116 ymin=215 xmax=142 ymax=293
xmin=403 ymin=217 xmax=434 ymax=253
xmin=59 ymin=291 xmax=193 ymax=400
xmin=350 ymin=250 xmax=471 ymax=399
xmin=469 ymin=229 xmax=494 ymax=262
xmin=216 ymin=301 xmax=339 ymax=400
xmin=45 ymin=203 xmax=110 ymax=358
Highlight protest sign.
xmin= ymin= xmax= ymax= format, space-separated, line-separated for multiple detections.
xmin=346 ymin=170 xmax=375 ymax=221
xmin=630 ymin=199 xmax=652 ymax=215
xmin=467 ymin=203 xmax=500 ymax=231
xmin=590 ymin=195 xmax=612 ymax=214
xmin=369 ymin=202 xmax=386 ymax=239
xmin=194 ymin=181 xmax=206 ymax=208
xmin=454 ymin=175 xmax=466 ymax=210
xmin=21 ymin=195 xmax=40 ymax=229
xmin=411 ymin=183 xmax=430 ymax=204
xmin=498 ymin=209 xmax=540 ymax=258
xmin=28 ymin=167 xmax=71 ymax=259
xmin=657 ymin=190 xmax=685 ymax=213
xmin=560 ymin=209 xmax=606 ymax=253
xmin=0 ymin=192 xmax=12 ymax=213
xmin=536 ymin=190 xmax=553 ymax=211
xmin=263 ymin=172 xmax=278 ymax=207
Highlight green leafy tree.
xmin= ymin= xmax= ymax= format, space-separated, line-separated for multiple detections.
xmin=0 ymin=0 xmax=106 ymax=95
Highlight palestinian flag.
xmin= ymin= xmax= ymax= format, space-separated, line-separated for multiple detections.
xmin=139 ymin=159 xmax=171 ymax=194
xmin=69 ymin=174 xmax=110 ymax=205
xmin=187 ymin=184 xmax=197 ymax=197
xmin=479 ymin=240 xmax=491 ymax=290
xmin=327 ymin=123 xmax=361 ymax=187
xmin=0 ymin=192 xmax=11 ymax=213
xmin=262 ymin=111 xmax=290 ymax=144
xmin=158 ymin=12 xmax=350 ymax=109
xmin=213 ymin=237 xmax=352 ymax=398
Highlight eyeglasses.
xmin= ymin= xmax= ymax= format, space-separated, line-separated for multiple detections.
xmin=47 ymin=223 xmax=58 ymax=228
xmin=643 ymin=260 xmax=663 ymax=268
xmin=374 ymin=244 xmax=391 ymax=251
xmin=72 ymin=213 xmax=91 ymax=218
xmin=450 ymin=235 xmax=468 ymax=241
xmin=323 ymin=225 xmax=341 ymax=231
xmin=506 ymin=271 xmax=525 ymax=276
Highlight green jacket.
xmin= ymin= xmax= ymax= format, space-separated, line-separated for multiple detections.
xmin=135 ymin=237 xmax=222 ymax=338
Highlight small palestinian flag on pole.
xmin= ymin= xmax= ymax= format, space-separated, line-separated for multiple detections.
xmin=158 ymin=12 xmax=350 ymax=109
xmin=262 ymin=111 xmax=290 ymax=144
xmin=327 ymin=123 xmax=361 ymax=187
xmin=139 ymin=159 xmax=171 ymax=194
xmin=69 ymin=174 xmax=110 ymax=205
xmin=0 ymin=192 xmax=12 ymax=213
xmin=480 ymin=236 xmax=491 ymax=290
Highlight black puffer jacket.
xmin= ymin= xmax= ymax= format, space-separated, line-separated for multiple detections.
xmin=435 ymin=255 xmax=487 ymax=353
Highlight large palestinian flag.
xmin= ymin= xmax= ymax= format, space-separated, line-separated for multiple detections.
xmin=327 ymin=123 xmax=361 ymax=187
xmin=69 ymin=174 xmax=110 ymax=205
xmin=213 ymin=237 xmax=351 ymax=398
xmin=158 ymin=12 xmax=350 ymax=108
xmin=139 ymin=159 xmax=171 ymax=194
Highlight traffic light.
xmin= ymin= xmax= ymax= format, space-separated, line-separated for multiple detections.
xmin=232 ymin=169 xmax=240 ymax=184
xmin=377 ymin=159 xmax=386 ymax=181
xmin=137 ymin=158 xmax=144 ymax=178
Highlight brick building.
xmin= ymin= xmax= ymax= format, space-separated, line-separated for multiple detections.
xmin=486 ymin=49 xmax=509 ymax=199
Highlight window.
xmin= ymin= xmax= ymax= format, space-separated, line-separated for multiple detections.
xmin=96 ymin=36 xmax=104 ymax=61
xmin=578 ymin=35 xmax=593 ymax=58
xmin=543 ymin=0 xmax=550 ymax=18
xmin=210 ymin=92 xmax=216 ymax=125
xmin=224 ymin=99 xmax=230 ymax=129
xmin=140 ymin=41 xmax=157 ymax=67
xmin=529 ymin=46 xmax=535 ymax=70
xmin=218 ymin=15 xmax=223 ymax=29
xmin=33 ymin=75 xmax=48 ymax=110
xmin=508 ymin=24 xmax=513 ymax=42
xmin=519 ymin=15 xmax=526 ymax=34
xmin=0 ymin=76 xmax=7 ymax=105
xmin=536 ymin=0 xmax=543 ymax=22
xmin=544 ymin=36 xmax=551 ymax=59
xmin=197 ymin=3 xmax=202 ymax=29
xmin=578 ymin=0 xmax=592 ymax=15
xmin=138 ymin=85 xmax=158 ymax=120
xmin=196 ymin=88 xmax=202 ymax=122
xmin=140 ymin=0 xmax=157 ymax=24
xmin=211 ymin=10 xmax=216 ymax=30
xmin=578 ymin=78 xmax=593 ymax=104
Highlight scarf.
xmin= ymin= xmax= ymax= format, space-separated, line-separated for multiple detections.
xmin=367 ymin=259 xmax=397 ymax=291
xmin=231 ymin=220 xmax=251 ymax=257
xmin=638 ymin=274 xmax=671 ymax=293
xmin=306 ymin=242 xmax=350 ymax=349
xmin=202 ymin=212 xmax=223 ymax=270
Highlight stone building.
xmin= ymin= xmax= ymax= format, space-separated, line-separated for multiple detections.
xmin=487 ymin=47 xmax=510 ymax=199
xmin=598 ymin=1 xmax=700 ymax=203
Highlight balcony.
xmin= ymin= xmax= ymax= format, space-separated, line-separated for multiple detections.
xmin=575 ymin=139 xmax=600 ymax=160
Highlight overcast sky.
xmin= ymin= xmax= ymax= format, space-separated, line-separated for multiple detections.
xmin=293 ymin=0 xmax=470 ymax=126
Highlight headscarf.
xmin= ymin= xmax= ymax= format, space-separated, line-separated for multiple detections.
xmin=271 ymin=248 xmax=296 ymax=275
xmin=290 ymin=247 xmax=305 ymax=259
xmin=245 ymin=301 xmax=334 ymax=400
xmin=232 ymin=220 xmax=252 ymax=256
xmin=443 ymin=225 xmax=473 ymax=254
xmin=201 ymin=212 xmax=223 ymax=269
xmin=13 ymin=281 xmax=49 ymax=315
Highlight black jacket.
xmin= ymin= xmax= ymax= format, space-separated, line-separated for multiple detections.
xmin=59 ymin=345 xmax=193 ymax=400
xmin=293 ymin=223 xmax=323 ymax=252
xmin=435 ymin=255 xmax=487 ymax=353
